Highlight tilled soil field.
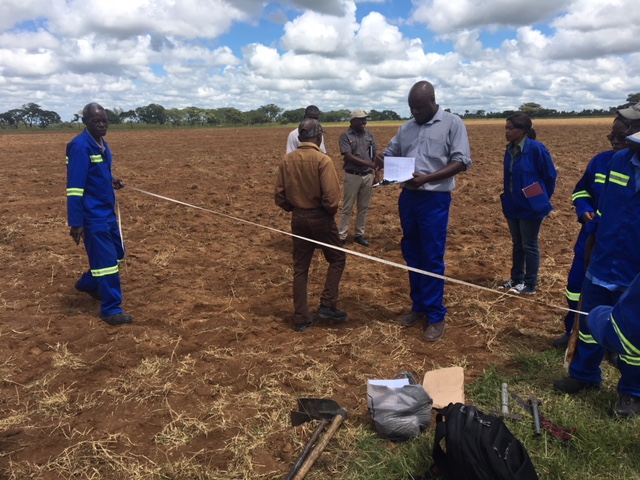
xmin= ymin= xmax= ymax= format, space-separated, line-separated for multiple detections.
xmin=0 ymin=119 xmax=612 ymax=478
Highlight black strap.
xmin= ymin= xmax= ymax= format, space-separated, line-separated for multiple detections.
xmin=430 ymin=404 xmax=453 ymax=476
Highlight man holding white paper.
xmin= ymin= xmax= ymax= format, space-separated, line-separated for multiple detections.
xmin=377 ymin=81 xmax=472 ymax=342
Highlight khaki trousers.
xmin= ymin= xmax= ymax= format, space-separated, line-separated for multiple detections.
xmin=339 ymin=172 xmax=374 ymax=240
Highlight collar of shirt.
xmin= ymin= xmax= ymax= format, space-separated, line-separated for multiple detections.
xmin=84 ymin=129 xmax=105 ymax=152
xmin=412 ymin=106 xmax=443 ymax=126
xmin=508 ymin=136 xmax=526 ymax=158
xmin=298 ymin=142 xmax=322 ymax=151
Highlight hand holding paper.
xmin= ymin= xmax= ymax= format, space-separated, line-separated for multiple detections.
xmin=374 ymin=157 xmax=415 ymax=187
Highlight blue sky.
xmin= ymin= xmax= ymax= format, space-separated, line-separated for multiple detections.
xmin=0 ymin=0 xmax=639 ymax=121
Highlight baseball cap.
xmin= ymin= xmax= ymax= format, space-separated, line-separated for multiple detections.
xmin=627 ymin=131 xmax=640 ymax=145
xmin=617 ymin=102 xmax=640 ymax=120
xmin=349 ymin=109 xmax=369 ymax=121
xmin=298 ymin=118 xmax=323 ymax=138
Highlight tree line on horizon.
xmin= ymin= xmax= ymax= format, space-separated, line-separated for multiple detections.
xmin=1 ymin=93 xmax=639 ymax=129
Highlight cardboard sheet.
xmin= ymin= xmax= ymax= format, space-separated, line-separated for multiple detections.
xmin=422 ymin=366 xmax=465 ymax=409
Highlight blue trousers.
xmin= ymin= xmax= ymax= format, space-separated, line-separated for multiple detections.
xmin=506 ymin=218 xmax=543 ymax=288
xmin=562 ymin=225 xmax=589 ymax=335
xmin=398 ymin=189 xmax=451 ymax=324
xmin=588 ymin=304 xmax=640 ymax=396
xmin=77 ymin=221 xmax=125 ymax=317
xmin=569 ymin=277 xmax=623 ymax=386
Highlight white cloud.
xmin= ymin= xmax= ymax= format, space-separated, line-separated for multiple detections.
xmin=353 ymin=12 xmax=409 ymax=62
xmin=0 ymin=29 xmax=59 ymax=50
xmin=281 ymin=4 xmax=358 ymax=55
xmin=411 ymin=0 xmax=571 ymax=33
xmin=0 ymin=0 xmax=639 ymax=120
xmin=0 ymin=0 xmax=46 ymax=31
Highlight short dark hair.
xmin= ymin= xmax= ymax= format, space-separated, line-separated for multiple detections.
xmin=304 ymin=105 xmax=321 ymax=118
xmin=82 ymin=102 xmax=105 ymax=122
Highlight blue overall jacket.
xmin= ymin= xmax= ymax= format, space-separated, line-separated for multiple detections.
xmin=588 ymin=148 xmax=640 ymax=288
xmin=66 ymin=129 xmax=116 ymax=227
xmin=501 ymin=138 xmax=557 ymax=220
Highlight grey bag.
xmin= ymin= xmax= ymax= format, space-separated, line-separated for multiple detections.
xmin=367 ymin=372 xmax=433 ymax=441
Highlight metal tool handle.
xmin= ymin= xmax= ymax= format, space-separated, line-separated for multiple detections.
xmin=501 ymin=383 xmax=509 ymax=414
xmin=529 ymin=398 xmax=542 ymax=436
xmin=291 ymin=413 xmax=346 ymax=480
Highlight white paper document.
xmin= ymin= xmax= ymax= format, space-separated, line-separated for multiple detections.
xmin=374 ymin=156 xmax=415 ymax=186
xmin=367 ymin=378 xmax=410 ymax=388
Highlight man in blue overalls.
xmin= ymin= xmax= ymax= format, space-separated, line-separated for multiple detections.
xmin=554 ymin=130 xmax=640 ymax=416
xmin=553 ymin=106 xmax=640 ymax=348
xmin=66 ymin=103 xmax=132 ymax=326
xmin=584 ymin=271 xmax=640 ymax=417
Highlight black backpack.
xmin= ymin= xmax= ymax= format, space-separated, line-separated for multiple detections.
xmin=422 ymin=402 xmax=538 ymax=480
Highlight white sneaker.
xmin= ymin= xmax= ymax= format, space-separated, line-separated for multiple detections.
xmin=509 ymin=283 xmax=536 ymax=295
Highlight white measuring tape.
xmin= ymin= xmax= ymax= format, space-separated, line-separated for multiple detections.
xmin=124 ymin=185 xmax=587 ymax=316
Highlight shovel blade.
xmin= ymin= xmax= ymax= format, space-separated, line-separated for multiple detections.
xmin=297 ymin=398 xmax=342 ymax=421
xmin=291 ymin=410 xmax=312 ymax=427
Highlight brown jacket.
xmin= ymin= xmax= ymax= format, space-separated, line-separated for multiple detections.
xmin=275 ymin=142 xmax=341 ymax=215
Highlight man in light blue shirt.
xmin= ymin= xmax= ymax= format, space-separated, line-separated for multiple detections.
xmin=379 ymin=81 xmax=472 ymax=341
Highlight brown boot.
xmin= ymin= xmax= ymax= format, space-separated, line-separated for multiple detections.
xmin=424 ymin=321 xmax=445 ymax=342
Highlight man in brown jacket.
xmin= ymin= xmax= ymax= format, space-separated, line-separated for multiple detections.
xmin=275 ymin=118 xmax=347 ymax=332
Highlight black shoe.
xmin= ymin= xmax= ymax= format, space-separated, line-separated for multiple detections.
xmin=100 ymin=313 xmax=133 ymax=326
xmin=400 ymin=311 xmax=425 ymax=327
xmin=553 ymin=376 xmax=599 ymax=394
xmin=317 ymin=305 xmax=348 ymax=321
xmin=75 ymin=282 xmax=101 ymax=301
xmin=611 ymin=394 xmax=640 ymax=418
xmin=552 ymin=334 xmax=570 ymax=349
xmin=294 ymin=316 xmax=315 ymax=332
xmin=354 ymin=236 xmax=369 ymax=247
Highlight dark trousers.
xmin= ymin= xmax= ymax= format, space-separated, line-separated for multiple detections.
xmin=506 ymin=217 xmax=543 ymax=288
xmin=398 ymin=189 xmax=451 ymax=324
xmin=291 ymin=210 xmax=346 ymax=324
xmin=77 ymin=221 xmax=125 ymax=317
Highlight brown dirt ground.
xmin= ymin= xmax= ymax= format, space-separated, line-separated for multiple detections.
xmin=0 ymin=119 xmax=612 ymax=478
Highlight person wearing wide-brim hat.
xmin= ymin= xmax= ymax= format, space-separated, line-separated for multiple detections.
xmin=337 ymin=109 xmax=380 ymax=247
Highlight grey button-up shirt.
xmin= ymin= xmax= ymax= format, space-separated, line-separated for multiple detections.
xmin=384 ymin=107 xmax=472 ymax=192
xmin=339 ymin=127 xmax=379 ymax=173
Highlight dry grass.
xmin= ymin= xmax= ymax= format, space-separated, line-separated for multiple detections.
xmin=0 ymin=122 xmax=615 ymax=478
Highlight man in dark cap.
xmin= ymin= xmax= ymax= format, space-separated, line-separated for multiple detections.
xmin=275 ymin=118 xmax=347 ymax=332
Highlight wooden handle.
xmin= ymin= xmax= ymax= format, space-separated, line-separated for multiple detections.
xmin=285 ymin=419 xmax=328 ymax=480
xmin=291 ymin=413 xmax=345 ymax=480
xmin=564 ymin=299 xmax=583 ymax=368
